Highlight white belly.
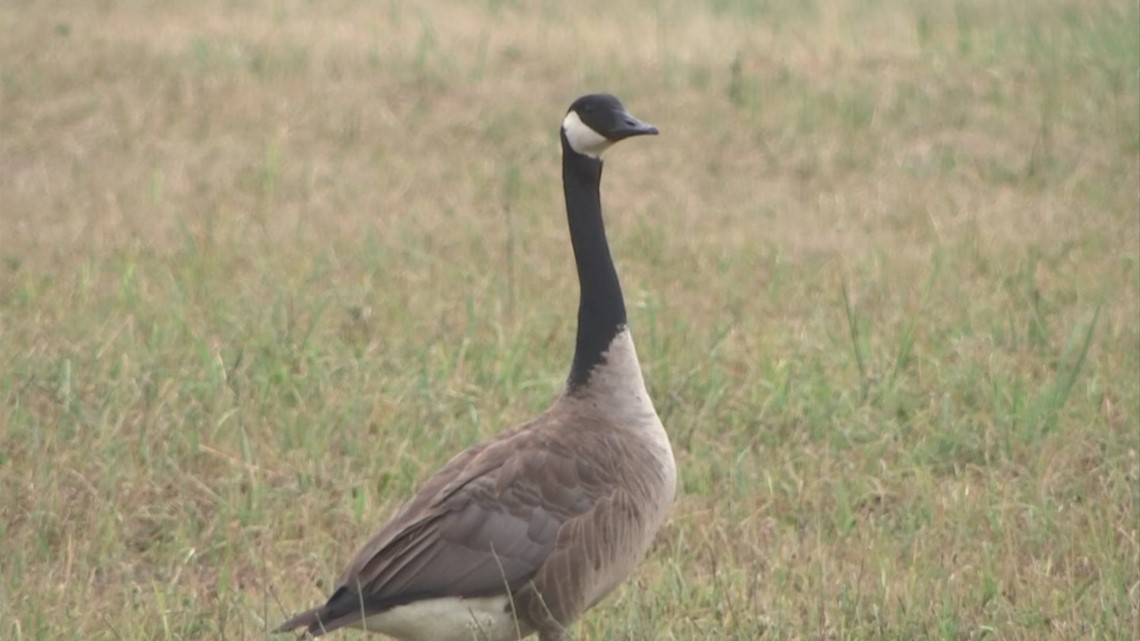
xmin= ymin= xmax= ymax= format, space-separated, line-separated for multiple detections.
xmin=356 ymin=595 xmax=533 ymax=641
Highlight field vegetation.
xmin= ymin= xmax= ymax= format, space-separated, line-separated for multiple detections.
xmin=2 ymin=0 xmax=1138 ymax=639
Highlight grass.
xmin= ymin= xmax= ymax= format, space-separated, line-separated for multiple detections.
xmin=1 ymin=0 xmax=1137 ymax=639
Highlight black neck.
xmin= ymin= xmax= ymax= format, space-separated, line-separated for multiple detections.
xmin=561 ymin=134 xmax=627 ymax=391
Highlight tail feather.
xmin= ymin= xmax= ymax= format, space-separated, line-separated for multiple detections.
xmin=274 ymin=589 xmax=366 ymax=637
xmin=273 ymin=605 xmax=323 ymax=635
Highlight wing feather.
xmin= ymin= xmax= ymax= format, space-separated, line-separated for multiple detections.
xmin=342 ymin=425 xmax=619 ymax=614
xmin=278 ymin=415 xmax=637 ymax=637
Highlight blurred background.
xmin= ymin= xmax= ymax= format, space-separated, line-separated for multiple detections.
xmin=2 ymin=1 xmax=1137 ymax=639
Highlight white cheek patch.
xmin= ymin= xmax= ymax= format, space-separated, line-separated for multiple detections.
xmin=562 ymin=110 xmax=613 ymax=158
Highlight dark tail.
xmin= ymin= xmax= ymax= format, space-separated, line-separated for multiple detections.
xmin=274 ymin=588 xmax=364 ymax=637
xmin=273 ymin=605 xmax=325 ymax=636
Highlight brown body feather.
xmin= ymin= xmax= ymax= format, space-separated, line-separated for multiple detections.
xmin=277 ymin=391 xmax=674 ymax=639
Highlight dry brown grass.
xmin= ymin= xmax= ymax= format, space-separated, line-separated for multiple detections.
xmin=2 ymin=0 xmax=1138 ymax=639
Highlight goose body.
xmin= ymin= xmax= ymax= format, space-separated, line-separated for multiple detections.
xmin=276 ymin=94 xmax=675 ymax=641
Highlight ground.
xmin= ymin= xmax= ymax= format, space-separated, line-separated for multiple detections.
xmin=1 ymin=0 xmax=1137 ymax=639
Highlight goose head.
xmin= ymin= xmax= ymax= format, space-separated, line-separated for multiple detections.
xmin=561 ymin=94 xmax=658 ymax=159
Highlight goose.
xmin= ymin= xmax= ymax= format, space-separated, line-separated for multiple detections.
xmin=275 ymin=94 xmax=676 ymax=641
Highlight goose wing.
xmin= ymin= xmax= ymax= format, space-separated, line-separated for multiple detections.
xmin=278 ymin=421 xmax=619 ymax=636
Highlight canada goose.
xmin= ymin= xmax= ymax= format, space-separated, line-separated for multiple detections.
xmin=275 ymin=94 xmax=675 ymax=641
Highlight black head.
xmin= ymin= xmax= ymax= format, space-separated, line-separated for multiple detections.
xmin=562 ymin=93 xmax=658 ymax=159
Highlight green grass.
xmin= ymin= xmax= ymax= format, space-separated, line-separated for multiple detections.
xmin=2 ymin=0 xmax=1137 ymax=639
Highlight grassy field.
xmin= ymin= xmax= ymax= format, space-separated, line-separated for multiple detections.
xmin=2 ymin=0 xmax=1138 ymax=639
